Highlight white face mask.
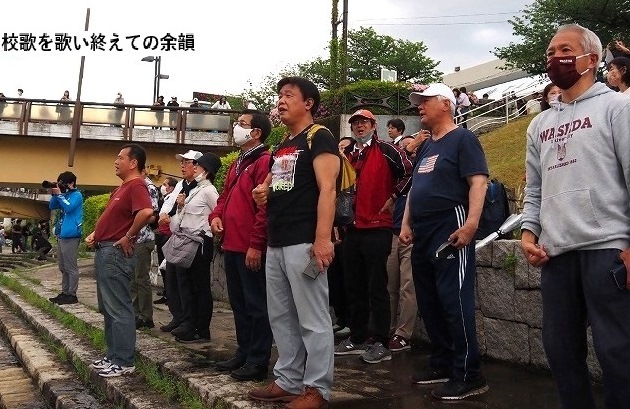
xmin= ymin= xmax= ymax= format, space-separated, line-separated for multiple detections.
xmin=194 ymin=171 xmax=207 ymax=183
xmin=233 ymin=124 xmax=253 ymax=146
xmin=160 ymin=185 xmax=168 ymax=196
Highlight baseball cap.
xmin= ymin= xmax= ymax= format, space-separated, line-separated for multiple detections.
xmin=348 ymin=109 xmax=376 ymax=123
xmin=409 ymin=83 xmax=456 ymax=106
xmin=193 ymin=97 xmax=198 ymax=102
xmin=175 ymin=150 xmax=202 ymax=161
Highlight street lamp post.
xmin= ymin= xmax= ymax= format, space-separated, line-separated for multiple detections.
xmin=141 ymin=56 xmax=169 ymax=103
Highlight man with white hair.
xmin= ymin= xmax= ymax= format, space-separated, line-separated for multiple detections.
xmin=522 ymin=24 xmax=630 ymax=408
xmin=400 ymin=83 xmax=488 ymax=400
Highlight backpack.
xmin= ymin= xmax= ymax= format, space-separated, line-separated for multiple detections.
xmin=475 ymin=178 xmax=510 ymax=240
xmin=305 ymin=124 xmax=356 ymax=226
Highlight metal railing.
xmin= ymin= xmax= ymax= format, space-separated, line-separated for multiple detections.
xmin=0 ymin=97 xmax=237 ymax=145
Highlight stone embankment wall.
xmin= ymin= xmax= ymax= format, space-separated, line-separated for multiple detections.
xmin=211 ymin=240 xmax=603 ymax=380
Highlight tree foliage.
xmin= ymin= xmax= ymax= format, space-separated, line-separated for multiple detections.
xmin=494 ymin=0 xmax=630 ymax=75
xmin=297 ymin=27 xmax=441 ymax=89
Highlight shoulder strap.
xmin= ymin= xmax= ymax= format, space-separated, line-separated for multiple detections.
xmin=306 ymin=124 xmax=327 ymax=149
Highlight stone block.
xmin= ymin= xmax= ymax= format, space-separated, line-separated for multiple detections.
xmin=529 ymin=264 xmax=541 ymax=289
xmin=514 ymin=290 xmax=542 ymax=328
xmin=475 ymin=242 xmax=492 ymax=267
xmin=586 ymin=327 xmax=602 ymax=382
xmin=528 ymin=328 xmax=548 ymax=369
xmin=483 ymin=318 xmax=529 ymax=365
xmin=492 ymin=240 xmax=516 ymax=269
xmin=477 ymin=267 xmax=515 ymax=321
xmin=475 ymin=310 xmax=486 ymax=355
xmin=514 ymin=249 xmax=529 ymax=289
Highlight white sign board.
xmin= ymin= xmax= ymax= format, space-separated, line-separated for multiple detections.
xmin=380 ymin=68 xmax=397 ymax=82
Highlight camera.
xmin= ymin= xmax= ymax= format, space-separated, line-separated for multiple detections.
xmin=42 ymin=180 xmax=68 ymax=192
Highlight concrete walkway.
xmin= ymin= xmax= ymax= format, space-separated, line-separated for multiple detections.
xmin=0 ymin=256 xmax=604 ymax=408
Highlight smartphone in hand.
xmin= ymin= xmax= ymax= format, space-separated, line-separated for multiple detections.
xmin=610 ymin=262 xmax=627 ymax=290
xmin=303 ymin=257 xmax=321 ymax=280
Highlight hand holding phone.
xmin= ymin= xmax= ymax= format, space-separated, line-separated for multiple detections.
xmin=435 ymin=239 xmax=457 ymax=260
xmin=302 ymin=257 xmax=321 ymax=280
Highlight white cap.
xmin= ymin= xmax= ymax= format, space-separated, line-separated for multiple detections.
xmin=409 ymin=83 xmax=456 ymax=106
xmin=175 ymin=150 xmax=202 ymax=161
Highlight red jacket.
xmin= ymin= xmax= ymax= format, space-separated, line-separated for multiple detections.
xmin=209 ymin=146 xmax=270 ymax=253
xmin=346 ymin=137 xmax=412 ymax=229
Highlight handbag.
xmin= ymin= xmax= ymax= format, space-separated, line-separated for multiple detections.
xmin=162 ymin=230 xmax=204 ymax=268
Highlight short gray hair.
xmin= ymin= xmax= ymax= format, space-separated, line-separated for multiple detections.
xmin=436 ymin=95 xmax=457 ymax=116
xmin=556 ymin=24 xmax=602 ymax=68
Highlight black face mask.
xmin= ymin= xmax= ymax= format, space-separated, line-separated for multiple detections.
xmin=546 ymin=54 xmax=590 ymax=90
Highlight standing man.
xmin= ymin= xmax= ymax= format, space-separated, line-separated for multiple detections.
xmin=131 ymin=173 xmax=159 ymax=329
xmin=86 ymin=144 xmax=153 ymax=378
xmin=334 ymin=109 xmax=413 ymax=364
xmin=399 ymin=83 xmax=488 ymax=400
xmin=522 ymin=24 xmax=630 ymax=409
xmin=48 ymin=171 xmax=84 ymax=305
xmin=210 ymin=109 xmax=273 ymax=381
xmin=249 ymin=77 xmax=339 ymax=409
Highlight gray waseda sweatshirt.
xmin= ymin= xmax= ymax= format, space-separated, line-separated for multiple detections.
xmin=522 ymin=82 xmax=630 ymax=257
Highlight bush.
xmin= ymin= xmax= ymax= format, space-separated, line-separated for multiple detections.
xmin=266 ymin=125 xmax=288 ymax=150
xmin=214 ymin=151 xmax=239 ymax=193
xmin=82 ymin=194 xmax=110 ymax=238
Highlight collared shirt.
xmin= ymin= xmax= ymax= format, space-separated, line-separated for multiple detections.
xmin=136 ymin=177 xmax=159 ymax=244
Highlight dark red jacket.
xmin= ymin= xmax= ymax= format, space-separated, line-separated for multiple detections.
xmin=209 ymin=146 xmax=270 ymax=252
xmin=346 ymin=137 xmax=413 ymax=229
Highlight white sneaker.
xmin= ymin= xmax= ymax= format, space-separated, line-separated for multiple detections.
xmin=91 ymin=357 xmax=111 ymax=370
xmin=98 ymin=364 xmax=135 ymax=378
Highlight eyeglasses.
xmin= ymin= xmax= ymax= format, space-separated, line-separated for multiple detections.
xmin=350 ymin=118 xmax=371 ymax=126
xmin=233 ymin=121 xmax=252 ymax=128
xmin=180 ymin=159 xmax=195 ymax=165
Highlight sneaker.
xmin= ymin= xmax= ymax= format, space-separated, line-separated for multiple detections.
xmin=230 ymin=362 xmax=268 ymax=382
xmin=334 ymin=338 xmax=369 ymax=356
xmin=388 ymin=334 xmax=411 ymax=352
xmin=431 ymin=376 xmax=489 ymax=400
xmin=56 ymin=294 xmax=78 ymax=305
xmin=98 ymin=364 xmax=136 ymax=378
xmin=175 ymin=332 xmax=206 ymax=344
xmin=360 ymin=342 xmax=392 ymax=364
xmin=334 ymin=327 xmax=351 ymax=337
xmin=136 ymin=318 xmax=155 ymax=329
xmin=159 ymin=320 xmax=180 ymax=332
xmin=48 ymin=293 xmax=65 ymax=304
xmin=91 ymin=357 xmax=111 ymax=370
xmin=411 ymin=367 xmax=452 ymax=385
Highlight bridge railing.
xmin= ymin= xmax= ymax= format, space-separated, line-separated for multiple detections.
xmin=0 ymin=98 xmax=238 ymax=146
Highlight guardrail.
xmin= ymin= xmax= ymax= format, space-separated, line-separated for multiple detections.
xmin=0 ymin=97 xmax=238 ymax=145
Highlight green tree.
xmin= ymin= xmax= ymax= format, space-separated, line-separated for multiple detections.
xmin=296 ymin=27 xmax=441 ymax=89
xmin=494 ymin=0 xmax=630 ymax=75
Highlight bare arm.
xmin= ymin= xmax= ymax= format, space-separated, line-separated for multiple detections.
xmin=450 ymin=174 xmax=487 ymax=248
xmin=312 ymin=152 xmax=340 ymax=271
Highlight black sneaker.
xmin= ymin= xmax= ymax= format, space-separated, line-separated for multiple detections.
xmin=136 ymin=318 xmax=155 ymax=329
xmin=49 ymin=293 xmax=65 ymax=304
xmin=230 ymin=362 xmax=268 ymax=381
xmin=411 ymin=367 xmax=452 ymax=384
xmin=159 ymin=320 xmax=180 ymax=332
xmin=431 ymin=376 xmax=489 ymax=400
xmin=56 ymin=294 xmax=78 ymax=305
xmin=216 ymin=356 xmax=245 ymax=372
xmin=175 ymin=332 xmax=206 ymax=344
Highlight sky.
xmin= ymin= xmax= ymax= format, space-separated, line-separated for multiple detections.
xmin=1 ymin=0 xmax=533 ymax=105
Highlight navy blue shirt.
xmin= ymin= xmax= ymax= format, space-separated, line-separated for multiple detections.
xmin=409 ymin=128 xmax=488 ymax=220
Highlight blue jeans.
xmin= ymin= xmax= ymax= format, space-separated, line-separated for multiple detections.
xmin=95 ymin=243 xmax=136 ymax=367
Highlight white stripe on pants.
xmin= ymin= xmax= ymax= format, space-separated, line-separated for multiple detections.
xmin=266 ymin=243 xmax=334 ymax=401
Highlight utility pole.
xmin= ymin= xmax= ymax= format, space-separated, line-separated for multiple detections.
xmin=330 ymin=0 xmax=340 ymax=90
xmin=341 ymin=0 xmax=349 ymax=87
xmin=68 ymin=7 xmax=90 ymax=167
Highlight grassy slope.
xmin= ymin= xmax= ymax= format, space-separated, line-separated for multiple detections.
xmin=478 ymin=114 xmax=535 ymax=191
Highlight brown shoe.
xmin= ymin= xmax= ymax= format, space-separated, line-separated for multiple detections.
xmin=285 ymin=387 xmax=328 ymax=409
xmin=248 ymin=381 xmax=298 ymax=402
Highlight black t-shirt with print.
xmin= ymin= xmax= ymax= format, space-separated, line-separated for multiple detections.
xmin=267 ymin=126 xmax=338 ymax=247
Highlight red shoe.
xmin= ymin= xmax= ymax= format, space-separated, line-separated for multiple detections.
xmin=248 ymin=381 xmax=298 ymax=402
xmin=285 ymin=387 xmax=328 ymax=409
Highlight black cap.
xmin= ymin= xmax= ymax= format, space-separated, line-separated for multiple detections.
xmin=195 ymin=152 xmax=222 ymax=177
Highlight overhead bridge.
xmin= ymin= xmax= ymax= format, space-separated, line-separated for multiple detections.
xmin=0 ymin=98 xmax=239 ymax=218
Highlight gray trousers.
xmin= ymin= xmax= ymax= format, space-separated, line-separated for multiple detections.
xmin=131 ymin=240 xmax=155 ymax=321
xmin=266 ymin=243 xmax=334 ymax=401
xmin=57 ymin=238 xmax=80 ymax=296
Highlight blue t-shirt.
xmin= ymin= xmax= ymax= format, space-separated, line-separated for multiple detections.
xmin=409 ymin=128 xmax=488 ymax=219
